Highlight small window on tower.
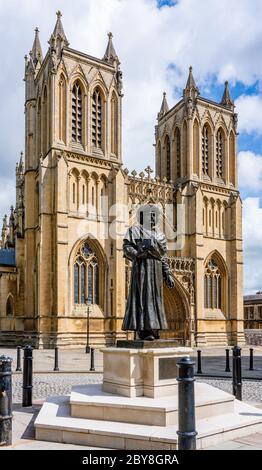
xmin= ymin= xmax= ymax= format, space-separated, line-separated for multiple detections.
xmin=92 ymin=87 xmax=103 ymax=149
xmin=216 ymin=129 xmax=224 ymax=179
xmin=72 ymin=82 xmax=82 ymax=143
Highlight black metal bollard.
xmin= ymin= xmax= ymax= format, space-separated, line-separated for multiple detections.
xmin=16 ymin=346 xmax=22 ymax=372
xmin=22 ymin=345 xmax=33 ymax=407
xmin=232 ymin=346 xmax=242 ymax=401
xmin=225 ymin=349 xmax=230 ymax=372
xmin=249 ymin=348 xmax=254 ymax=371
xmin=54 ymin=347 xmax=59 ymax=371
xmin=197 ymin=350 xmax=202 ymax=374
xmin=89 ymin=348 xmax=95 ymax=372
xmin=176 ymin=356 xmax=197 ymax=450
xmin=0 ymin=355 xmax=13 ymax=446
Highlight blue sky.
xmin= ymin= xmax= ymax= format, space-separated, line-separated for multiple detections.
xmin=0 ymin=0 xmax=262 ymax=293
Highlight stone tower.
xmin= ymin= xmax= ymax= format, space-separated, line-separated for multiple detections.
xmin=21 ymin=12 xmax=125 ymax=346
xmin=0 ymin=16 xmax=244 ymax=347
xmin=155 ymin=67 xmax=244 ymax=345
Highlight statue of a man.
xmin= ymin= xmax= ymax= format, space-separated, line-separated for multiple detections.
xmin=122 ymin=204 xmax=174 ymax=341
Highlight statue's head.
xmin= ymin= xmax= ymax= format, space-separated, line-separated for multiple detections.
xmin=137 ymin=204 xmax=160 ymax=231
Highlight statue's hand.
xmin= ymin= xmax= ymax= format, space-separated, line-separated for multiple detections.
xmin=165 ymin=275 xmax=175 ymax=289
xmin=136 ymin=248 xmax=148 ymax=259
xmin=136 ymin=242 xmax=148 ymax=258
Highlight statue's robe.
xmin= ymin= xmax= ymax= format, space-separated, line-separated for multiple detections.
xmin=122 ymin=225 xmax=170 ymax=332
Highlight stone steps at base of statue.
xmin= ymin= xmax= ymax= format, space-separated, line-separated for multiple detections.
xmin=35 ymin=388 xmax=262 ymax=450
xmin=69 ymin=383 xmax=234 ymax=426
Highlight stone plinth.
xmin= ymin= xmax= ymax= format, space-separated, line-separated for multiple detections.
xmin=102 ymin=346 xmax=193 ymax=398
xmin=116 ymin=339 xmax=181 ymax=349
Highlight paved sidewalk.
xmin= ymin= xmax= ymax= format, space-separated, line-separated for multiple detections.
xmin=2 ymin=405 xmax=106 ymax=450
xmin=2 ymin=404 xmax=262 ymax=450
xmin=1 ymin=346 xmax=262 ymax=377
xmin=0 ymin=347 xmax=103 ymax=373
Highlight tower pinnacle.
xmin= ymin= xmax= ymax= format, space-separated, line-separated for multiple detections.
xmin=158 ymin=92 xmax=169 ymax=120
xmin=30 ymin=26 xmax=43 ymax=67
xmin=221 ymin=81 xmax=234 ymax=109
xmin=50 ymin=10 xmax=69 ymax=47
xmin=103 ymin=32 xmax=119 ymax=65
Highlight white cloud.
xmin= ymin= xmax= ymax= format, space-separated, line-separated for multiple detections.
xmin=238 ymin=151 xmax=262 ymax=192
xmin=243 ymin=198 xmax=262 ymax=293
xmin=1 ymin=0 xmax=262 ymax=192
xmin=236 ymin=94 xmax=262 ymax=135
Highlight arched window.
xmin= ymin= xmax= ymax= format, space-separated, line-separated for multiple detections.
xmin=73 ymin=241 xmax=99 ymax=305
xmin=165 ymin=135 xmax=171 ymax=181
xmin=37 ymin=98 xmax=41 ymax=156
xmin=59 ymin=75 xmax=66 ymax=143
xmin=193 ymin=120 xmax=199 ymax=175
xmin=229 ymin=131 xmax=235 ymax=185
xmin=202 ymin=124 xmax=210 ymax=176
xmin=183 ymin=122 xmax=187 ymax=177
xmin=174 ymin=128 xmax=181 ymax=179
xmin=92 ymin=87 xmax=103 ymax=148
xmin=216 ymin=128 xmax=224 ymax=179
xmin=111 ymin=92 xmax=118 ymax=155
xmin=204 ymin=258 xmax=222 ymax=309
xmin=6 ymin=295 xmax=14 ymax=316
xmin=72 ymin=82 xmax=82 ymax=143
xmin=157 ymin=141 xmax=161 ymax=178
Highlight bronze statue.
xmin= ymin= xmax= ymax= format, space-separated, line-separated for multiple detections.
xmin=122 ymin=204 xmax=174 ymax=341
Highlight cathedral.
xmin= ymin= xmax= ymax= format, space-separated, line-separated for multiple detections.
xmin=0 ymin=12 xmax=244 ymax=348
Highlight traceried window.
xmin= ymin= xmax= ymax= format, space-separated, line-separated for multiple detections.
xmin=175 ymin=128 xmax=181 ymax=178
xmin=92 ymin=87 xmax=103 ymax=148
xmin=204 ymin=258 xmax=222 ymax=309
xmin=202 ymin=124 xmax=210 ymax=176
xmin=216 ymin=129 xmax=224 ymax=179
xmin=74 ymin=241 xmax=99 ymax=305
xmin=72 ymin=82 xmax=82 ymax=143
xmin=111 ymin=92 xmax=118 ymax=155
xmin=59 ymin=75 xmax=66 ymax=143
xmin=165 ymin=135 xmax=171 ymax=181
xmin=157 ymin=141 xmax=161 ymax=179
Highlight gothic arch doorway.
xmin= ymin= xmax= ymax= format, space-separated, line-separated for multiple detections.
xmin=161 ymin=283 xmax=190 ymax=344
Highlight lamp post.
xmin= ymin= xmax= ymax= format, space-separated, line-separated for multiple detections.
xmin=85 ymin=298 xmax=91 ymax=354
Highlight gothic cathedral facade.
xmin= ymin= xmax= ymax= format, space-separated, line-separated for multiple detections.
xmin=0 ymin=13 xmax=245 ymax=347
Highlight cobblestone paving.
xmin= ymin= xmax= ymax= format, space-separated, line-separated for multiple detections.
xmin=197 ymin=377 xmax=262 ymax=404
xmin=12 ymin=372 xmax=262 ymax=405
xmin=12 ymin=373 xmax=103 ymax=403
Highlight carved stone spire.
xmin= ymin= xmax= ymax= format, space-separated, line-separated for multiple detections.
xmin=183 ymin=66 xmax=199 ymax=118
xmin=183 ymin=66 xmax=199 ymax=100
xmin=32 ymin=27 xmax=43 ymax=66
xmin=221 ymin=81 xmax=234 ymax=110
xmin=51 ymin=11 xmax=69 ymax=47
xmin=103 ymin=32 xmax=119 ymax=65
xmin=158 ymin=92 xmax=169 ymax=120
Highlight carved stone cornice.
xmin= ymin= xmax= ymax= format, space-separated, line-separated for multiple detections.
xmin=64 ymin=151 xmax=115 ymax=170
xmin=200 ymin=182 xmax=239 ymax=197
